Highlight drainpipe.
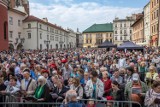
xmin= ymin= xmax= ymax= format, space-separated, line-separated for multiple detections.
xmin=158 ymin=2 xmax=160 ymax=47
xmin=37 ymin=22 xmax=39 ymax=49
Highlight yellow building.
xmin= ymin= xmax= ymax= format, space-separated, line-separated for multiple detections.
xmin=82 ymin=23 xmax=113 ymax=48
xmin=132 ymin=14 xmax=144 ymax=45
xmin=150 ymin=0 xmax=159 ymax=46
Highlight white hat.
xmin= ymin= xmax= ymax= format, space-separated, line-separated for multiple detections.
xmin=132 ymin=73 xmax=139 ymax=81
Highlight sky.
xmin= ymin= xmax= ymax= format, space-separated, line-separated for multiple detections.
xmin=29 ymin=0 xmax=150 ymax=32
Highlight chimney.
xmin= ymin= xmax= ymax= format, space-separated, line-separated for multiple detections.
xmin=42 ymin=18 xmax=48 ymax=22
xmin=9 ymin=0 xmax=16 ymax=8
xmin=77 ymin=28 xmax=79 ymax=32
xmin=22 ymin=0 xmax=30 ymax=15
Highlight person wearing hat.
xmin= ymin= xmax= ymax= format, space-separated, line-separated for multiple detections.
xmin=20 ymin=68 xmax=37 ymax=98
xmin=41 ymin=69 xmax=53 ymax=91
xmin=124 ymin=73 xmax=148 ymax=106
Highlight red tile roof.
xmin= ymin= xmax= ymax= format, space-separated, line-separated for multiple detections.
xmin=23 ymin=15 xmax=67 ymax=32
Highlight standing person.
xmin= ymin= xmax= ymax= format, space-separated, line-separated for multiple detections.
xmin=145 ymin=80 xmax=160 ymax=107
xmin=70 ymin=78 xmax=83 ymax=99
xmin=60 ymin=90 xmax=85 ymax=107
xmin=41 ymin=69 xmax=53 ymax=91
xmin=118 ymin=55 xmax=126 ymax=68
xmin=101 ymin=71 xmax=111 ymax=97
xmin=145 ymin=66 xmax=159 ymax=87
xmin=63 ymin=63 xmax=73 ymax=80
xmin=21 ymin=68 xmax=37 ymax=98
xmin=0 ymin=77 xmax=6 ymax=102
xmin=34 ymin=76 xmax=51 ymax=102
xmin=125 ymin=67 xmax=134 ymax=83
xmin=111 ymin=70 xmax=123 ymax=85
xmin=139 ymin=61 xmax=147 ymax=82
xmin=85 ymin=71 xmax=104 ymax=99
xmin=0 ymin=77 xmax=20 ymax=102
xmin=125 ymin=73 xmax=148 ymax=106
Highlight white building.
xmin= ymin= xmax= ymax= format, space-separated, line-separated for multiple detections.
xmin=113 ymin=14 xmax=136 ymax=45
xmin=8 ymin=0 xmax=29 ymax=50
xmin=67 ymin=29 xmax=77 ymax=48
xmin=144 ymin=2 xmax=150 ymax=46
xmin=23 ymin=16 xmax=73 ymax=50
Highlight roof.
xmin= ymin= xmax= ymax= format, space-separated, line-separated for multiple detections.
xmin=23 ymin=15 xmax=67 ymax=32
xmin=9 ymin=8 xmax=27 ymax=16
xmin=117 ymin=41 xmax=144 ymax=50
xmin=131 ymin=14 xmax=144 ymax=27
xmin=98 ymin=40 xmax=117 ymax=48
xmin=83 ymin=23 xmax=113 ymax=33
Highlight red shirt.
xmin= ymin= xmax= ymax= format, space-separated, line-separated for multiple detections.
xmin=101 ymin=79 xmax=112 ymax=95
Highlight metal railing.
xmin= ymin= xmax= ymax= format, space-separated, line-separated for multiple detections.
xmin=0 ymin=95 xmax=142 ymax=107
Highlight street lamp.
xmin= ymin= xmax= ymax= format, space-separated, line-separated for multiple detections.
xmin=44 ymin=40 xmax=50 ymax=51
xmin=20 ymin=38 xmax=25 ymax=44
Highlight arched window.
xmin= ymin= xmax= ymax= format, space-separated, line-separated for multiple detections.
xmin=4 ymin=22 xmax=7 ymax=40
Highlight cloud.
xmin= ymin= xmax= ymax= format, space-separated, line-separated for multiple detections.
xmin=29 ymin=1 xmax=142 ymax=32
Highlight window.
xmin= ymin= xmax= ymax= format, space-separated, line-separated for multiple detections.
xmin=47 ymin=35 xmax=49 ymax=40
xmin=28 ymin=33 xmax=31 ymax=39
xmin=124 ymin=30 xmax=126 ymax=34
xmin=110 ymin=33 xmax=112 ymax=37
xmin=55 ymin=36 xmax=58 ymax=41
xmin=115 ymin=37 xmax=117 ymax=40
xmin=115 ymin=24 xmax=117 ymax=28
xmin=39 ymin=24 xmax=42 ymax=29
xmin=86 ymin=34 xmax=88 ymax=38
xmin=40 ymin=33 xmax=42 ymax=39
xmin=120 ymin=23 xmax=122 ymax=27
xmin=9 ymin=31 xmax=13 ymax=38
xmin=130 ymin=30 xmax=132 ymax=34
xmin=124 ymin=24 xmax=126 ymax=27
xmin=152 ymin=1 xmax=153 ymax=8
xmin=120 ymin=36 xmax=122 ymax=40
xmin=154 ymin=11 xmax=156 ymax=19
xmin=115 ymin=31 xmax=117 ymax=34
xmin=28 ymin=23 xmax=31 ymax=28
xmin=157 ymin=9 xmax=159 ymax=17
xmin=157 ymin=24 xmax=159 ymax=32
xmin=9 ymin=17 xmax=13 ymax=25
xmin=18 ymin=20 xmax=20 ymax=26
xmin=124 ymin=36 xmax=126 ymax=40
xmin=50 ymin=36 xmax=54 ymax=41
xmin=47 ymin=27 xmax=48 ymax=31
xmin=152 ymin=26 xmax=154 ymax=33
xmin=120 ymin=30 xmax=122 ymax=34
xmin=4 ymin=22 xmax=7 ymax=40
xmin=18 ymin=32 xmax=21 ymax=38
xmin=40 ymin=44 xmax=42 ymax=50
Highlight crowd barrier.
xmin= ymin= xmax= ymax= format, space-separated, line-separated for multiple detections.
xmin=0 ymin=95 xmax=142 ymax=107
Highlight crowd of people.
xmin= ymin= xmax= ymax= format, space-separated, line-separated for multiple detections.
xmin=0 ymin=47 xmax=160 ymax=107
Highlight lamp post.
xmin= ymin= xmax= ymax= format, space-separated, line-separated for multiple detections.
xmin=44 ymin=40 xmax=50 ymax=51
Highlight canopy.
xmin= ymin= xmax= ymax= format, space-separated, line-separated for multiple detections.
xmin=117 ymin=41 xmax=144 ymax=50
xmin=98 ymin=41 xmax=117 ymax=48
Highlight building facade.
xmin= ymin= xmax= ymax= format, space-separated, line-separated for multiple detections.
xmin=144 ymin=2 xmax=150 ymax=46
xmin=83 ymin=23 xmax=113 ymax=48
xmin=76 ymin=28 xmax=83 ymax=48
xmin=113 ymin=14 xmax=136 ymax=45
xmin=67 ymin=29 xmax=77 ymax=48
xmin=132 ymin=14 xmax=144 ymax=44
xmin=23 ymin=16 xmax=75 ymax=50
xmin=8 ymin=0 xmax=29 ymax=50
xmin=150 ymin=0 xmax=159 ymax=46
xmin=0 ymin=0 xmax=9 ymax=51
